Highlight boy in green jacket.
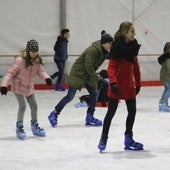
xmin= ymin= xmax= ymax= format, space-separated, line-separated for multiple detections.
xmin=48 ymin=31 xmax=113 ymax=127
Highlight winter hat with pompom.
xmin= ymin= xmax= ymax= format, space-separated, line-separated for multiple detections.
xmin=101 ymin=30 xmax=113 ymax=44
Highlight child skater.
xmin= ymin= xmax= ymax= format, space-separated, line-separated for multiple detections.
xmin=98 ymin=21 xmax=144 ymax=152
xmin=0 ymin=39 xmax=52 ymax=140
xmin=50 ymin=29 xmax=70 ymax=91
xmin=158 ymin=42 xmax=170 ymax=112
xmin=48 ymin=31 xmax=113 ymax=127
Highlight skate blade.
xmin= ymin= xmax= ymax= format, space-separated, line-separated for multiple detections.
xmin=85 ymin=123 xmax=102 ymax=127
xmin=33 ymin=133 xmax=46 ymax=137
xmin=124 ymin=147 xmax=144 ymax=151
xmin=17 ymin=135 xmax=26 ymax=140
xmin=98 ymin=146 xmax=106 ymax=153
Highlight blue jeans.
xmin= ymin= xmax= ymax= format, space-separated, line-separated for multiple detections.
xmin=51 ymin=61 xmax=65 ymax=84
xmin=55 ymin=84 xmax=98 ymax=115
xmin=161 ymin=82 xmax=170 ymax=101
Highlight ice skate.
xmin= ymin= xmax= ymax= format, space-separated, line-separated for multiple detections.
xmin=98 ymin=136 xmax=108 ymax=153
xmin=124 ymin=135 xmax=143 ymax=151
xmin=16 ymin=121 xmax=26 ymax=140
xmin=55 ymin=83 xmax=65 ymax=91
xmin=31 ymin=120 xmax=45 ymax=137
xmin=85 ymin=113 xmax=102 ymax=126
xmin=48 ymin=110 xmax=58 ymax=127
xmin=159 ymin=100 xmax=170 ymax=112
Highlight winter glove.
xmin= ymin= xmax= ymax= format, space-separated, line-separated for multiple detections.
xmin=136 ymin=86 xmax=141 ymax=95
xmin=0 ymin=87 xmax=8 ymax=95
xmin=110 ymin=83 xmax=119 ymax=95
xmin=45 ymin=78 xmax=52 ymax=86
xmin=99 ymin=78 xmax=109 ymax=86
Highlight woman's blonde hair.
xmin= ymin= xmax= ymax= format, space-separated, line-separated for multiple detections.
xmin=114 ymin=21 xmax=133 ymax=40
xmin=19 ymin=49 xmax=26 ymax=56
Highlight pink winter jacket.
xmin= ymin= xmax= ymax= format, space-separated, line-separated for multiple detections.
xmin=0 ymin=56 xmax=50 ymax=96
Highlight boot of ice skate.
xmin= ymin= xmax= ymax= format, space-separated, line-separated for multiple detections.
xmin=124 ymin=134 xmax=143 ymax=151
xmin=85 ymin=113 xmax=102 ymax=126
xmin=98 ymin=135 xmax=108 ymax=152
xmin=159 ymin=99 xmax=170 ymax=112
xmin=48 ymin=110 xmax=58 ymax=127
xmin=16 ymin=121 xmax=26 ymax=140
xmin=31 ymin=120 xmax=45 ymax=137
xmin=55 ymin=83 xmax=65 ymax=91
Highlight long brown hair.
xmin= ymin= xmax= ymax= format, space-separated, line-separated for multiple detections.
xmin=163 ymin=42 xmax=170 ymax=54
xmin=114 ymin=21 xmax=133 ymax=40
xmin=20 ymin=49 xmax=43 ymax=68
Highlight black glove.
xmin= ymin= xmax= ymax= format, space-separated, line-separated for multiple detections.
xmin=45 ymin=78 xmax=52 ymax=85
xmin=0 ymin=87 xmax=8 ymax=95
xmin=136 ymin=86 xmax=141 ymax=95
xmin=110 ymin=83 xmax=119 ymax=95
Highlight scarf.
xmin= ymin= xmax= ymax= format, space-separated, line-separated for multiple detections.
xmin=109 ymin=36 xmax=141 ymax=62
xmin=158 ymin=53 xmax=170 ymax=65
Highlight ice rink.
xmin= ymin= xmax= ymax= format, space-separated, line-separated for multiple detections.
xmin=0 ymin=86 xmax=170 ymax=170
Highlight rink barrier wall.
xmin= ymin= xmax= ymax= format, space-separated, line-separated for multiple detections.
xmin=5 ymin=81 xmax=163 ymax=91
xmin=0 ymin=54 xmax=162 ymax=89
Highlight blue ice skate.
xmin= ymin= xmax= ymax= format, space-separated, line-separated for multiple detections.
xmin=74 ymin=101 xmax=88 ymax=108
xmin=124 ymin=135 xmax=143 ymax=151
xmin=98 ymin=136 xmax=108 ymax=153
xmin=16 ymin=121 xmax=26 ymax=140
xmin=55 ymin=83 xmax=65 ymax=91
xmin=31 ymin=120 xmax=46 ymax=137
xmin=48 ymin=110 xmax=58 ymax=127
xmin=85 ymin=113 xmax=102 ymax=126
xmin=159 ymin=100 xmax=170 ymax=112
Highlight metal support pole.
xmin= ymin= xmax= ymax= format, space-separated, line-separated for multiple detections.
xmin=60 ymin=0 xmax=67 ymax=31
xmin=132 ymin=0 xmax=135 ymax=23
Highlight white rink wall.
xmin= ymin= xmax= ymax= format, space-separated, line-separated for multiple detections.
xmin=0 ymin=55 xmax=161 ymax=85
xmin=0 ymin=0 xmax=167 ymax=85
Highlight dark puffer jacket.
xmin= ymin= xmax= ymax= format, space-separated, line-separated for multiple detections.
xmin=54 ymin=36 xmax=68 ymax=62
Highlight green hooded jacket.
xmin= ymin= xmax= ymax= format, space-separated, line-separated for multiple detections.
xmin=67 ymin=40 xmax=108 ymax=90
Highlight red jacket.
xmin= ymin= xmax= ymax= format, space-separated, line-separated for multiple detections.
xmin=107 ymin=56 xmax=141 ymax=100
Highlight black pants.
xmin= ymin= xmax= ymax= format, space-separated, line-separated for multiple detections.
xmin=101 ymin=98 xmax=136 ymax=138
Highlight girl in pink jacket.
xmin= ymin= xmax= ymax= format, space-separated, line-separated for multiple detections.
xmin=0 ymin=39 xmax=52 ymax=140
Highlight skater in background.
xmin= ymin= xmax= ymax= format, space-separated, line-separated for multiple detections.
xmin=50 ymin=29 xmax=70 ymax=91
xmin=98 ymin=21 xmax=144 ymax=152
xmin=0 ymin=39 xmax=52 ymax=140
xmin=48 ymin=31 xmax=113 ymax=127
xmin=158 ymin=42 xmax=170 ymax=112
xmin=79 ymin=70 xmax=109 ymax=107
xmin=97 ymin=70 xmax=109 ymax=107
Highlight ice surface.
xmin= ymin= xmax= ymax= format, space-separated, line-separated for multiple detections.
xmin=0 ymin=86 xmax=170 ymax=170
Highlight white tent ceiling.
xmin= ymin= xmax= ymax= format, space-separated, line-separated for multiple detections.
xmin=0 ymin=0 xmax=169 ymax=55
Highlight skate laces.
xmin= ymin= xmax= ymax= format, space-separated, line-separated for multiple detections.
xmin=17 ymin=127 xmax=25 ymax=133
xmin=100 ymin=138 xmax=107 ymax=146
xmin=31 ymin=121 xmax=43 ymax=131
xmin=91 ymin=117 xmax=100 ymax=123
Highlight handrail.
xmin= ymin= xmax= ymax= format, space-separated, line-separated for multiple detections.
xmin=0 ymin=54 xmax=161 ymax=57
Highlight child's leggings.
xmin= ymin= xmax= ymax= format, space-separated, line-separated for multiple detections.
xmin=15 ymin=93 xmax=37 ymax=121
